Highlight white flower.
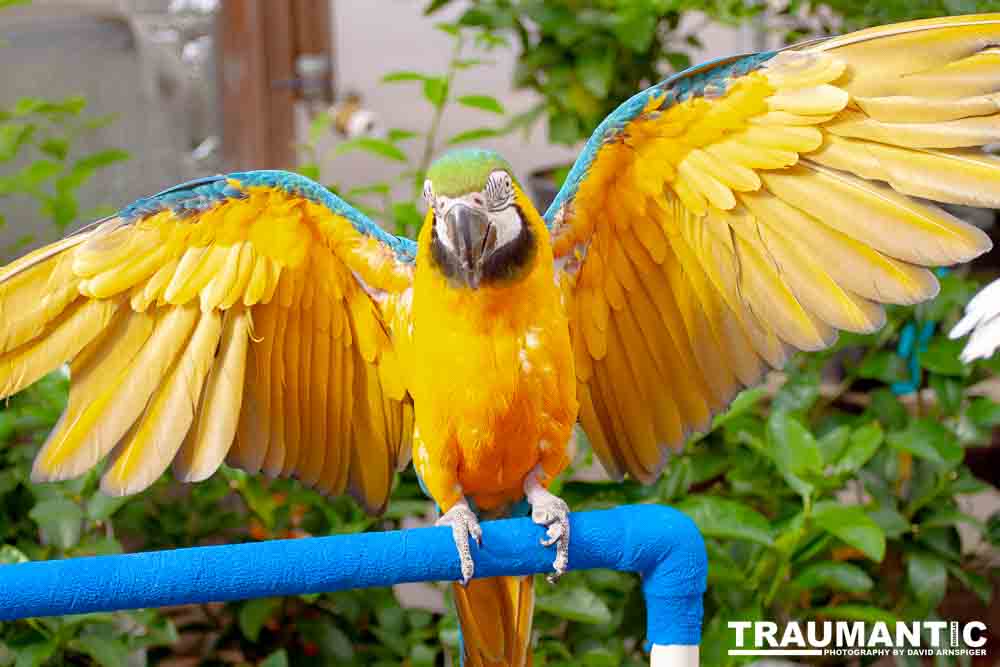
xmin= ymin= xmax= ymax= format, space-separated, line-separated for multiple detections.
xmin=950 ymin=277 xmax=1000 ymax=362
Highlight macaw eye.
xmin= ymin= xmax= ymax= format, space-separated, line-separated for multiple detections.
xmin=484 ymin=171 xmax=514 ymax=211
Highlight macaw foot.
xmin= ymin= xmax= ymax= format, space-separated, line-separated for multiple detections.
xmin=524 ymin=466 xmax=570 ymax=584
xmin=436 ymin=498 xmax=482 ymax=585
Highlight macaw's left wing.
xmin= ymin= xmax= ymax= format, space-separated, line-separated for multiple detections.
xmin=548 ymin=14 xmax=999 ymax=483
xmin=0 ymin=171 xmax=416 ymax=513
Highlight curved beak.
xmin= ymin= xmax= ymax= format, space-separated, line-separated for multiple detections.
xmin=443 ymin=203 xmax=493 ymax=288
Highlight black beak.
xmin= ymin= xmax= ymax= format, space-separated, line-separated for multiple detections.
xmin=443 ymin=203 xmax=492 ymax=288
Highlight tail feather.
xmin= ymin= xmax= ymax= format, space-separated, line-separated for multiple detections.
xmin=454 ymin=575 xmax=534 ymax=667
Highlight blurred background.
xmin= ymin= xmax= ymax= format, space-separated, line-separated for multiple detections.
xmin=3 ymin=1 xmax=1000 ymax=666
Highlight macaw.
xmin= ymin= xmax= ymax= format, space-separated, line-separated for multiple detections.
xmin=2 ymin=12 xmax=1000 ymax=666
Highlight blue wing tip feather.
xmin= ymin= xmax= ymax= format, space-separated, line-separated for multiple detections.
xmin=543 ymin=50 xmax=777 ymax=223
xmin=118 ymin=170 xmax=417 ymax=263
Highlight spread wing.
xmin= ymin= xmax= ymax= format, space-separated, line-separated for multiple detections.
xmin=547 ymin=15 xmax=999 ymax=483
xmin=0 ymin=170 xmax=416 ymax=513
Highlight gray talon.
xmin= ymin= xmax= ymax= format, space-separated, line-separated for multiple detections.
xmin=524 ymin=471 xmax=571 ymax=584
xmin=436 ymin=501 xmax=481 ymax=585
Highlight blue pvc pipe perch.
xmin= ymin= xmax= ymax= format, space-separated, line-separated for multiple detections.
xmin=0 ymin=504 xmax=705 ymax=666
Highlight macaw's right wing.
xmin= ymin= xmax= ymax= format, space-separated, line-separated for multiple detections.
xmin=0 ymin=171 xmax=417 ymax=514
xmin=546 ymin=15 xmax=999 ymax=483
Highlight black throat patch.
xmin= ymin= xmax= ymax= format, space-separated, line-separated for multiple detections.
xmin=430 ymin=204 xmax=537 ymax=288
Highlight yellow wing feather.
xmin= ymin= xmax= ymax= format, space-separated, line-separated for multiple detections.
xmin=554 ymin=14 xmax=997 ymax=482
xmin=3 ymin=179 xmax=414 ymax=514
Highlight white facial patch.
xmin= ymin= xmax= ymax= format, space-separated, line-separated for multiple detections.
xmin=434 ymin=197 xmax=461 ymax=255
xmin=489 ymin=205 xmax=522 ymax=249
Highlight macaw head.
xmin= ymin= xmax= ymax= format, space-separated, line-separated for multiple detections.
xmin=423 ymin=148 xmax=537 ymax=289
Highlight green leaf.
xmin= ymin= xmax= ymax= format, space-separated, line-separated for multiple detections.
xmin=967 ymin=397 xmax=1000 ymax=428
xmin=930 ymin=374 xmax=963 ymax=415
xmin=766 ymin=411 xmax=822 ymax=476
xmin=536 ymin=586 xmax=612 ymax=625
xmin=447 ymin=128 xmax=501 ymax=145
xmin=920 ymin=507 xmax=985 ymax=532
xmin=422 ymin=77 xmax=448 ymax=108
xmin=791 ymin=561 xmax=874 ymax=593
xmin=987 ymin=512 xmax=1000 ymax=546
xmin=13 ymin=160 xmax=61 ymax=190
xmin=0 ymin=0 xmax=31 ymax=9
xmin=677 ymin=496 xmax=773 ymax=546
xmin=714 ymin=388 xmax=765 ymax=428
xmin=888 ymin=418 xmax=962 ymax=467
xmin=457 ymin=95 xmax=505 ymax=115
xmin=0 ymin=545 xmax=28 ymax=565
xmin=38 ymin=138 xmax=68 ymax=161
xmin=921 ymin=337 xmax=968 ymax=377
xmin=9 ymin=637 xmax=56 ymax=667
xmin=41 ymin=191 xmax=78 ymax=230
xmin=858 ymin=351 xmax=908 ymax=383
xmin=382 ymin=71 xmax=430 ymax=84
xmin=812 ymin=502 xmax=886 ymax=562
xmin=297 ymin=164 xmax=321 ymax=181
xmin=664 ymin=51 xmax=692 ymax=71
xmin=906 ymin=550 xmax=947 ymax=606
xmin=387 ymin=128 xmax=419 ymax=143
xmin=29 ymin=498 xmax=84 ymax=550
xmin=238 ymin=597 xmax=281 ymax=642
xmin=772 ymin=370 xmax=820 ymax=413
xmin=391 ymin=202 xmax=423 ymax=235
xmin=575 ymin=52 xmax=614 ymax=98
xmin=347 ymin=182 xmax=390 ymax=197
xmin=455 ymin=58 xmax=492 ymax=70
xmin=334 ymin=137 xmax=408 ymax=162
xmin=260 ymin=650 xmax=288 ymax=667
xmin=307 ymin=112 xmax=332 ymax=143
xmin=86 ymin=493 xmax=128 ymax=521
xmin=946 ymin=562 xmax=992 ymax=603
xmin=69 ymin=635 xmax=128 ymax=667
xmin=613 ymin=11 xmax=657 ymax=52
xmin=869 ymin=388 xmax=908 ymax=430
xmin=74 ymin=149 xmax=129 ymax=172
xmin=297 ymin=618 xmax=354 ymax=662
xmin=818 ymin=425 xmax=851 ymax=465
xmin=424 ymin=0 xmax=453 ymax=15
xmin=868 ymin=505 xmax=911 ymax=539
xmin=831 ymin=422 xmax=883 ymax=475
xmin=548 ymin=111 xmax=582 ymax=145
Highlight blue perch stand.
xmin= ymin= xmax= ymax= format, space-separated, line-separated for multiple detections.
xmin=0 ymin=504 xmax=706 ymax=650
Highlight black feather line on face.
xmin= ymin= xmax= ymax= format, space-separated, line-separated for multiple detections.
xmin=430 ymin=221 xmax=465 ymax=286
xmin=480 ymin=203 xmax=536 ymax=286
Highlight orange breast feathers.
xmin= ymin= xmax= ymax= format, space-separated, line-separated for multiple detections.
xmin=409 ymin=200 xmax=578 ymax=513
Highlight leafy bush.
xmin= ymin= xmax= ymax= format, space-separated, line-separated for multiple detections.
xmin=425 ymin=0 xmax=761 ymax=146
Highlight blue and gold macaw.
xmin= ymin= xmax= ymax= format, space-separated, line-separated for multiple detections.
xmin=2 ymin=14 xmax=999 ymax=666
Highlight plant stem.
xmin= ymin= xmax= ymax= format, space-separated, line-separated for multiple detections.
xmin=414 ymin=32 xmax=466 ymax=198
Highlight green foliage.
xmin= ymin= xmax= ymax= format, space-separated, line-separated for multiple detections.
xmin=299 ymin=23 xmax=512 ymax=238
xmin=425 ymin=0 xmax=764 ymax=146
xmin=0 ymin=96 xmax=128 ymax=247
